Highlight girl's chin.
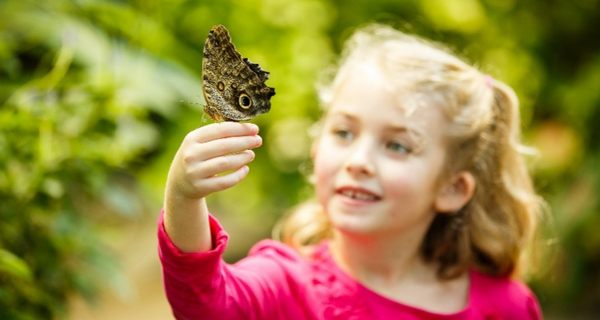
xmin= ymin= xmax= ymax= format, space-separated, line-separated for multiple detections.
xmin=327 ymin=210 xmax=380 ymax=235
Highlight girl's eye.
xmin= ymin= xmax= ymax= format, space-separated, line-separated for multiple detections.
xmin=334 ymin=129 xmax=353 ymax=140
xmin=386 ymin=140 xmax=411 ymax=154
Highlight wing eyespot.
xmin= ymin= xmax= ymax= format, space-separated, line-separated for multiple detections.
xmin=238 ymin=93 xmax=252 ymax=109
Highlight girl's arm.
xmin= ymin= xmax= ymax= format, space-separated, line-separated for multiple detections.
xmin=163 ymin=122 xmax=261 ymax=253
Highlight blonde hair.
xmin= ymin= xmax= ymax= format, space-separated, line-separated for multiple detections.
xmin=275 ymin=24 xmax=545 ymax=280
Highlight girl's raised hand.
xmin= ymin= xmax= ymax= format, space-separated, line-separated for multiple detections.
xmin=167 ymin=122 xmax=262 ymax=200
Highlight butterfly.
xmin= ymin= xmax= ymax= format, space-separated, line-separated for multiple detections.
xmin=201 ymin=25 xmax=275 ymax=122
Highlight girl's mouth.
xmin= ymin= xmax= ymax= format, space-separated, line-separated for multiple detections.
xmin=336 ymin=187 xmax=381 ymax=201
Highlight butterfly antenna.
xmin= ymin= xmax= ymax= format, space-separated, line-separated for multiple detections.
xmin=180 ymin=99 xmax=202 ymax=106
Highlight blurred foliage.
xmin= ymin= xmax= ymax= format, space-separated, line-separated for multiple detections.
xmin=0 ymin=0 xmax=599 ymax=318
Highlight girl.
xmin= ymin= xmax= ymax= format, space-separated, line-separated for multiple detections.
xmin=159 ymin=24 xmax=544 ymax=319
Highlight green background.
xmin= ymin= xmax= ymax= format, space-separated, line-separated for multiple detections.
xmin=1 ymin=0 xmax=599 ymax=319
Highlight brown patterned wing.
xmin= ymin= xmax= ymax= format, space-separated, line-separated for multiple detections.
xmin=201 ymin=25 xmax=275 ymax=122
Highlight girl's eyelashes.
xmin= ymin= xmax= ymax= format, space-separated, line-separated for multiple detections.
xmin=386 ymin=140 xmax=412 ymax=154
xmin=327 ymin=121 xmax=416 ymax=155
xmin=333 ymin=128 xmax=354 ymax=141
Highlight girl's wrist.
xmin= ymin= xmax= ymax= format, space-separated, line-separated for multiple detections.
xmin=166 ymin=186 xmax=206 ymax=208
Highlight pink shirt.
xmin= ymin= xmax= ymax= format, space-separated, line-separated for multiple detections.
xmin=158 ymin=212 xmax=542 ymax=320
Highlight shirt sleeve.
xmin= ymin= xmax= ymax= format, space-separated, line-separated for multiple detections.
xmin=157 ymin=210 xmax=313 ymax=320
xmin=500 ymin=280 xmax=543 ymax=320
xmin=471 ymin=270 xmax=543 ymax=320
xmin=523 ymin=283 xmax=543 ymax=320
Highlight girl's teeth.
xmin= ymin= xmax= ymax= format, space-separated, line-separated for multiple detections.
xmin=341 ymin=190 xmax=376 ymax=200
xmin=356 ymin=193 xmax=373 ymax=200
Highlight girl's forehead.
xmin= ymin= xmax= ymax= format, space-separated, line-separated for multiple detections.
xmin=331 ymin=65 xmax=440 ymax=120
xmin=327 ymin=98 xmax=441 ymax=130
xmin=325 ymin=63 xmax=450 ymax=142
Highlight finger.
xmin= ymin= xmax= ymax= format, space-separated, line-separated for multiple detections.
xmin=190 ymin=150 xmax=256 ymax=179
xmin=186 ymin=135 xmax=262 ymax=162
xmin=195 ymin=165 xmax=250 ymax=195
xmin=188 ymin=122 xmax=259 ymax=143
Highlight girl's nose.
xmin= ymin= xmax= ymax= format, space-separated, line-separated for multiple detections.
xmin=344 ymin=140 xmax=376 ymax=178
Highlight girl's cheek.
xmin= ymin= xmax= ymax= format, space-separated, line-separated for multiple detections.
xmin=314 ymin=154 xmax=336 ymax=189
xmin=314 ymin=164 xmax=331 ymax=207
xmin=314 ymin=136 xmax=347 ymax=178
xmin=313 ymin=157 xmax=329 ymax=182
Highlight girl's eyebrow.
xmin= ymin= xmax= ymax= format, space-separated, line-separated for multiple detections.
xmin=385 ymin=122 xmax=425 ymax=136
xmin=386 ymin=125 xmax=410 ymax=133
xmin=330 ymin=111 xmax=424 ymax=136
xmin=328 ymin=111 xmax=356 ymax=121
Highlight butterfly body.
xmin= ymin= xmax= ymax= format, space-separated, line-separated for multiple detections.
xmin=201 ymin=25 xmax=275 ymax=122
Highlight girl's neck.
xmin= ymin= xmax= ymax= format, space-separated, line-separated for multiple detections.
xmin=329 ymin=227 xmax=435 ymax=287
xmin=328 ymin=228 xmax=471 ymax=314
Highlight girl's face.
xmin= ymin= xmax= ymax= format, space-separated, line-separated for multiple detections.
xmin=313 ymin=64 xmax=451 ymax=238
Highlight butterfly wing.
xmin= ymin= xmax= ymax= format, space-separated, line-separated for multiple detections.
xmin=201 ymin=25 xmax=275 ymax=122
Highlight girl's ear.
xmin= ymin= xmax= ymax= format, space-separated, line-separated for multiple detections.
xmin=434 ymin=171 xmax=476 ymax=213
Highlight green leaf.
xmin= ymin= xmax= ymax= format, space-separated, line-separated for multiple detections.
xmin=0 ymin=249 xmax=33 ymax=282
